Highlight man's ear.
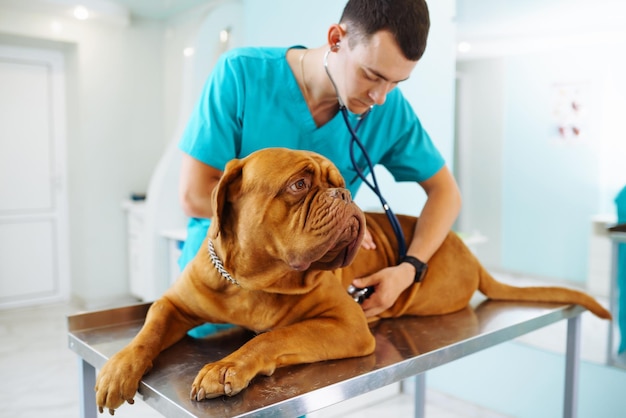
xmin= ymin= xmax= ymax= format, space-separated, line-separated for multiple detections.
xmin=210 ymin=158 xmax=243 ymax=239
xmin=327 ymin=23 xmax=347 ymax=50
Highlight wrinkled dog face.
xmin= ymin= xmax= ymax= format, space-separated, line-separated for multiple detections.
xmin=212 ymin=148 xmax=366 ymax=274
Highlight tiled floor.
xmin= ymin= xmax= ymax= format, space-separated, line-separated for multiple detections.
xmin=0 ymin=272 xmax=610 ymax=418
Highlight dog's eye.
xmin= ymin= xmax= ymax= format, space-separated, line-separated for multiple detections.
xmin=290 ymin=178 xmax=309 ymax=192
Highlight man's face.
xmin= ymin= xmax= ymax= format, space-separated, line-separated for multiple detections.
xmin=336 ymin=29 xmax=417 ymax=114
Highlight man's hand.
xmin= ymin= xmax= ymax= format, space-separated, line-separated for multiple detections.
xmin=351 ymin=263 xmax=414 ymax=317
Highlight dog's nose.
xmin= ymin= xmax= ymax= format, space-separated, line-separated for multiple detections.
xmin=328 ymin=188 xmax=351 ymax=202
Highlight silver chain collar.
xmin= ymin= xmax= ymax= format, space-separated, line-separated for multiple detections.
xmin=207 ymin=239 xmax=240 ymax=287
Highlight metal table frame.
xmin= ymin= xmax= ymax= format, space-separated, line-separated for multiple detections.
xmin=68 ymin=297 xmax=585 ymax=418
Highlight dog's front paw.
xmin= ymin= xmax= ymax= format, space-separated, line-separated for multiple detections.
xmin=95 ymin=350 xmax=151 ymax=415
xmin=190 ymin=360 xmax=270 ymax=401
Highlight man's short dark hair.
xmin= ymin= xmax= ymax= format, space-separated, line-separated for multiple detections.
xmin=339 ymin=0 xmax=430 ymax=61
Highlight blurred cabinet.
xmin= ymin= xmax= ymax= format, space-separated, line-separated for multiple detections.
xmin=587 ymin=214 xmax=617 ymax=298
xmin=122 ymin=200 xmax=146 ymax=299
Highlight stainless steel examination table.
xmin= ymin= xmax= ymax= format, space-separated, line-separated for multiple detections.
xmin=68 ymin=295 xmax=587 ymax=418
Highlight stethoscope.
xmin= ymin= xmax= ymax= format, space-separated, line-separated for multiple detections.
xmin=323 ymin=48 xmax=408 ymax=260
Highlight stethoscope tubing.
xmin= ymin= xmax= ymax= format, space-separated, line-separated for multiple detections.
xmin=341 ymin=106 xmax=408 ymax=258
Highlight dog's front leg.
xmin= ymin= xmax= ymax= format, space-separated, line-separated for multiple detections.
xmin=95 ymin=297 xmax=199 ymax=415
xmin=190 ymin=315 xmax=375 ymax=400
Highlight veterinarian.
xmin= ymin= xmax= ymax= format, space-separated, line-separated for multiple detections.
xmin=178 ymin=0 xmax=461 ymax=324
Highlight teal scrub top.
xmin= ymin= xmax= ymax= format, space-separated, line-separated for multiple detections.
xmin=178 ymin=46 xmax=445 ymax=268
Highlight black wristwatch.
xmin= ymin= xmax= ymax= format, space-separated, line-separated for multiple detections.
xmin=400 ymin=255 xmax=428 ymax=283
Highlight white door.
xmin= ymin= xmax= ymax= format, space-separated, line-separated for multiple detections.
xmin=0 ymin=45 xmax=70 ymax=308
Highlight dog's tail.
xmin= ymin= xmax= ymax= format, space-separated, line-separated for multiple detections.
xmin=477 ymin=266 xmax=612 ymax=320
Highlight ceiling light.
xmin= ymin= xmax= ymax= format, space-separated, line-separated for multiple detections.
xmin=50 ymin=21 xmax=63 ymax=33
xmin=220 ymin=29 xmax=230 ymax=44
xmin=74 ymin=6 xmax=90 ymax=20
xmin=457 ymin=41 xmax=472 ymax=53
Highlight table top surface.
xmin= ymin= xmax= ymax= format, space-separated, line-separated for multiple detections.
xmin=68 ymin=295 xmax=583 ymax=418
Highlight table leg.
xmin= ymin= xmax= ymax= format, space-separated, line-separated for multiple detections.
xmin=414 ymin=372 xmax=426 ymax=418
xmin=607 ymin=240 xmax=620 ymax=365
xmin=78 ymin=358 xmax=97 ymax=418
xmin=563 ymin=314 xmax=581 ymax=418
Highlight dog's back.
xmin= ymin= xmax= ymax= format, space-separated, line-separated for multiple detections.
xmin=341 ymin=212 xmax=611 ymax=320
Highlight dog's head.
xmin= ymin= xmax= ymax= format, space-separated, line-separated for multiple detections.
xmin=209 ymin=148 xmax=365 ymax=289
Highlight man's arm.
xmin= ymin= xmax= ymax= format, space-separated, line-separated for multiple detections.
xmin=406 ymin=164 xmax=462 ymax=262
xmin=179 ymin=154 xmax=223 ymax=219
xmin=353 ymin=165 xmax=461 ymax=318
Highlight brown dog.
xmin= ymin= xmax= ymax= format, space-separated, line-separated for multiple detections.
xmin=95 ymin=148 xmax=611 ymax=414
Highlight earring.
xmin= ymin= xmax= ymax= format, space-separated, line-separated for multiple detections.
xmin=331 ymin=42 xmax=340 ymax=52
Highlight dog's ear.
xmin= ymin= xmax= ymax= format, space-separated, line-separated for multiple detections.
xmin=210 ymin=158 xmax=244 ymax=239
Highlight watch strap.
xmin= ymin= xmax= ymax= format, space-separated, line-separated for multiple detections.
xmin=400 ymin=255 xmax=428 ymax=283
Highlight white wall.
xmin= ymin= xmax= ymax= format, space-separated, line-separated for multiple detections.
xmin=161 ymin=2 xmax=229 ymax=146
xmin=455 ymin=0 xmax=626 ymax=282
xmin=455 ymin=58 xmax=504 ymax=269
